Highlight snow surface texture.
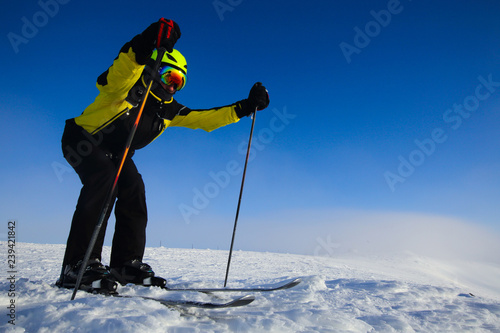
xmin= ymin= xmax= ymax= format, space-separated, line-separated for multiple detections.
xmin=1 ymin=242 xmax=499 ymax=332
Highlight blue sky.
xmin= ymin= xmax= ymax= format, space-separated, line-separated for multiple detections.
xmin=1 ymin=0 xmax=499 ymax=257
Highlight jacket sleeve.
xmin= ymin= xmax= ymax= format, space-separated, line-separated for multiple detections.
xmin=95 ymin=23 xmax=158 ymax=93
xmin=74 ymin=25 xmax=158 ymax=134
xmin=168 ymin=100 xmax=252 ymax=132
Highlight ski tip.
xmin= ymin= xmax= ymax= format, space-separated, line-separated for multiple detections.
xmin=276 ymin=278 xmax=302 ymax=290
xmin=288 ymin=278 xmax=302 ymax=288
xmin=231 ymin=295 xmax=255 ymax=307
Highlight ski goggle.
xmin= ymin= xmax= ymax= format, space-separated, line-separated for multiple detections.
xmin=159 ymin=66 xmax=187 ymax=91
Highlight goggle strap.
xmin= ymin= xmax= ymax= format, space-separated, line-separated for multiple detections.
xmin=159 ymin=62 xmax=187 ymax=76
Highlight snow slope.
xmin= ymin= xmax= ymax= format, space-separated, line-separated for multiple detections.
xmin=1 ymin=242 xmax=500 ymax=332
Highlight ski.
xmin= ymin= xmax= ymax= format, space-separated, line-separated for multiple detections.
xmin=115 ymin=294 xmax=255 ymax=309
xmin=62 ymin=279 xmax=255 ymax=309
xmin=163 ymin=277 xmax=302 ymax=293
xmin=67 ymin=277 xmax=300 ymax=296
xmin=66 ymin=277 xmax=299 ymax=309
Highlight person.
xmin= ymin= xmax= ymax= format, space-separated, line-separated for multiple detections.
xmin=56 ymin=18 xmax=269 ymax=292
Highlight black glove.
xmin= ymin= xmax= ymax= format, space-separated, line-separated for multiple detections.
xmin=248 ymin=82 xmax=270 ymax=111
xmin=156 ymin=18 xmax=181 ymax=52
xmin=235 ymin=82 xmax=270 ymax=118
xmin=140 ymin=18 xmax=180 ymax=54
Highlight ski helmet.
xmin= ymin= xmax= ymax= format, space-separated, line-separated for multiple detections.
xmin=151 ymin=49 xmax=187 ymax=91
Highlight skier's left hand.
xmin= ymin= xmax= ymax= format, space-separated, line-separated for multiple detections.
xmin=248 ymin=82 xmax=270 ymax=111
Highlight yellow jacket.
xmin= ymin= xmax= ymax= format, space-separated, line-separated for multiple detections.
xmin=73 ymin=40 xmax=249 ymax=151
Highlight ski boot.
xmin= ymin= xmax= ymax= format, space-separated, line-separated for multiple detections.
xmin=56 ymin=258 xmax=118 ymax=295
xmin=110 ymin=259 xmax=167 ymax=288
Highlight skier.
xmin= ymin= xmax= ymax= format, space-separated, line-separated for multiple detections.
xmin=57 ymin=18 xmax=269 ymax=291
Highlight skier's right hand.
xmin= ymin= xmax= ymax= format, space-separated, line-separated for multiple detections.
xmin=156 ymin=18 xmax=181 ymax=52
xmin=141 ymin=19 xmax=181 ymax=53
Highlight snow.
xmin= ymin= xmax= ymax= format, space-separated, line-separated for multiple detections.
xmin=1 ymin=242 xmax=500 ymax=332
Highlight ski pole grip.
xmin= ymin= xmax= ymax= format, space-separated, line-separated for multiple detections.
xmin=154 ymin=47 xmax=166 ymax=72
xmin=157 ymin=18 xmax=174 ymax=49
xmin=146 ymin=47 xmax=166 ymax=86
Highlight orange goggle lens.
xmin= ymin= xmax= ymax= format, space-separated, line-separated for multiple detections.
xmin=159 ymin=66 xmax=186 ymax=91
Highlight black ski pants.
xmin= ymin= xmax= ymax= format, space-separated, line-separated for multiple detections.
xmin=61 ymin=119 xmax=148 ymax=268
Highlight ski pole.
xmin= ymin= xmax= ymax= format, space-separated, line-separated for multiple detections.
xmin=71 ymin=47 xmax=166 ymax=300
xmin=224 ymin=108 xmax=257 ymax=287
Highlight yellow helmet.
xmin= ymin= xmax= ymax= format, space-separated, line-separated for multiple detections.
xmin=151 ymin=49 xmax=187 ymax=91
